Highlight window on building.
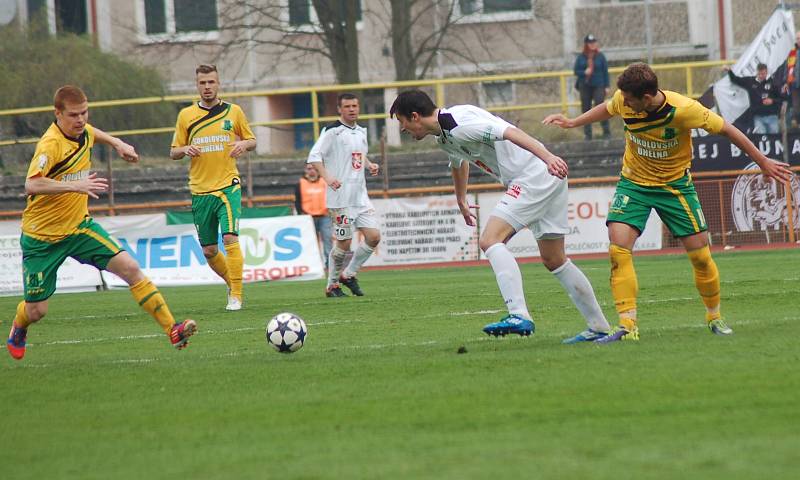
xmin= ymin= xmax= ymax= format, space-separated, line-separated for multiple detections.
xmin=458 ymin=0 xmax=532 ymax=16
xmin=141 ymin=0 xmax=218 ymax=39
xmin=287 ymin=0 xmax=363 ymax=28
xmin=55 ymin=0 xmax=88 ymax=34
xmin=482 ymin=81 xmax=515 ymax=106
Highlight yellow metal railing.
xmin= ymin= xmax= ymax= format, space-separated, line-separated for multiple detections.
xmin=0 ymin=59 xmax=733 ymax=148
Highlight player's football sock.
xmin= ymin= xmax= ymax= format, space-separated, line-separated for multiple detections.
xmin=225 ymin=241 xmax=244 ymax=300
xmin=13 ymin=301 xmax=32 ymax=329
xmin=609 ymin=244 xmax=638 ymax=315
xmin=327 ymin=247 xmax=347 ymax=288
xmin=687 ymin=246 xmax=721 ymax=322
xmin=618 ymin=314 xmax=637 ymax=333
xmin=485 ymin=243 xmax=531 ymax=319
xmin=551 ymin=259 xmax=610 ymax=333
xmin=207 ymin=250 xmax=231 ymax=288
xmin=342 ymin=243 xmax=374 ymax=278
xmin=130 ymin=278 xmax=175 ymax=334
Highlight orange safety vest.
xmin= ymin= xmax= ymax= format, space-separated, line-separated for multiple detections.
xmin=299 ymin=177 xmax=328 ymax=216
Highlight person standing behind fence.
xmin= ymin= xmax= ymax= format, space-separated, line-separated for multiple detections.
xmin=725 ymin=64 xmax=783 ymax=134
xmin=6 ymin=85 xmax=196 ymax=360
xmin=544 ymin=62 xmax=793 ymax=343
xmin=308 ymin=93 xmax=381 ymax=298
xmin=574 ymin=34 xmax=611 ymax=140
xmin=782 ymin=32 xmax=800 ymax=129
xmin=295 ymin=163 xmax=333 ymax=269
xmin=170 ymin=64 xmax=256 ymax=312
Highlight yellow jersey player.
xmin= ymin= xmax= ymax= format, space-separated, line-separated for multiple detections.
xmin=7 ymin=85 xmax=196 ymax=360
xmin=543 ymin=62 xmax=793 ymax=343
xmin=170 ymin=64 xmax=256 ymax=311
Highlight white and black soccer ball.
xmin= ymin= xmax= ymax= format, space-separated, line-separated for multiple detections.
xmin=266 ymin=312 xmax=307 ymax=353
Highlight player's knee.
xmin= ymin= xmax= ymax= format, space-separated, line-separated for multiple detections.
xmin=478 ymin=236 xmax=502 ymax=253
xmin=202 ymin=245 xmax=219 ymax=258
xmin=541 ymin=252 xmax=567 ymax=271
xmin=26 ymin=302 xmax=47 ymax=322
xmin=366 ymin=232 xmax=381 ymax=248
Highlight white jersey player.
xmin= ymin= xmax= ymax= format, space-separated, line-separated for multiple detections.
xmin=307 ymin=93 xmax=380 ymax=298
xmin=390 ymin=90 xmax=611 ymax=343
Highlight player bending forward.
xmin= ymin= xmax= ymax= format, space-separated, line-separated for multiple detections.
xmin=390 ymin=90 xmax=611 ymax=343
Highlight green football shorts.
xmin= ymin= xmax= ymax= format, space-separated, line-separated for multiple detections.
xmin=607 ymin=173 xmax=707 ymax=237
xmin=191 ymin=183 xmax=242 ymax=246
xmin=21 ymin=217 xmax=122 ymax=302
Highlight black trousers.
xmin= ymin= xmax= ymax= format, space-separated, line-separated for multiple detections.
xmin=580 ymin=84 xmax=610 ymax=139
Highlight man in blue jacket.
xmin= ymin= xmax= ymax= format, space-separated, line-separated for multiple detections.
xmin=574 ymin=34 xmax=611 ymax=140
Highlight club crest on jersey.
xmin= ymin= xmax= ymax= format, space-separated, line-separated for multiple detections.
xmin=351 ymin=152 xmax=364 ymax=170
xmin=222 ymin=119 xmax=233 ymax=131
xmin=474 ymin=160 xmax=494 ymax=174
xmin=37 ymin=154 xmax=48 ymax=169
xmin=505 ymin=184 xmax=522 ymax=199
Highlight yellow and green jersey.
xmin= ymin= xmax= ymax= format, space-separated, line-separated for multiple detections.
xmin=606 ymin=89 xmax=725 ymax=186
xmin=22 ymin=122 xmax=96 ymax=242
xmin=171 ymin=101 xmax=255 ymax=194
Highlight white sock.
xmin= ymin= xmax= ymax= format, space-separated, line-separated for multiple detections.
xmin=327 ymin=247 xmax=347 ymax=287
xmin=485 ymin=243 xmax=531 ymax=319
xmin=552 ymin=259 xmax=610 ymax=332
xmin=342 ymin=243 xmax=374 ymax=278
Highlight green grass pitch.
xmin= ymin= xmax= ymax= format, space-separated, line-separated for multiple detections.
xmin=2 ymin=249 xmax=798 ymax=479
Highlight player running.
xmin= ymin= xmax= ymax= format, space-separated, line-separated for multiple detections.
xmin=543 ymin=62 xmax=793 ymax=342
xmin=389 ymin=90 xmax=611 ymax=342
xmin=7 ymin=85 xmax=196 ymax=360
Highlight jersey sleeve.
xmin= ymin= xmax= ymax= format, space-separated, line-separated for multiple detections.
xmin=27 ymin=138 xmax=59 ymax=178
xmin=307 ymin=128 xmax=333 ymax=164
xmin=234 ymin=106 xmax=256 ymax=141
xmin=606 ymin=90 xmax=624 ymax=116
xmin=171 ymin=111 xmax=189 ymax=148
xmin=679 ymin=100 xmax=725 ymax=134
xmin=447 ymin=154 xmax=464 ymax=169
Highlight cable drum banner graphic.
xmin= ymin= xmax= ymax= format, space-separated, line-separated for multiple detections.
xmin=477 ymin=186 xmax=663 ymax=258
xmin=98 ymin=214 xmax=324 ymax=287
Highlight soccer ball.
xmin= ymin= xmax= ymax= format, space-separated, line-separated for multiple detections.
xmin=266 ymin=312 xmax=307 ymax=353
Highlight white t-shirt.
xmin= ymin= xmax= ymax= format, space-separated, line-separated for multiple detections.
xmin=435 ymin=105 xmax=549 ymax=186
xmin=307 ymin=121 xmax=371 ymax=209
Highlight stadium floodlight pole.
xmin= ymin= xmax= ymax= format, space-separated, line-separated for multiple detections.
xmin=644 ymin=0 xmax=653 ymax=64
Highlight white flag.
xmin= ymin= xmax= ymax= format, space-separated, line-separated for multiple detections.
xmin=713 ymin=9 xmax=795 ymax=123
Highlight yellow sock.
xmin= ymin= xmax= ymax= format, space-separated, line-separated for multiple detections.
xmin=130 ymin=278 xmax=175 ymax=334
xmin=609 ymin=244 xmax=638 ymax=328
xmin=14 ymin=301 xmax=31 ymax=329
xmin=207 ymin=250 xmax=231 ymax=288
xmin=225 ymin=241 xmax=243 ymax=300
xmin=687 ymin=246 xmax=721 ymax=323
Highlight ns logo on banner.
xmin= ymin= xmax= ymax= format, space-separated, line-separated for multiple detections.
xmin=731 ymin=162 xmax=800 ymax=232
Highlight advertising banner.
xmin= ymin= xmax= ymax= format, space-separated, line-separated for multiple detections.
xmin=477 ymin=186 xmax=662 ymax=258
xmin=0 ymin=234 xmax=103 ymax=296
xmin=691 ymin=130 xmax=800 ymax=171
xmin=97 ymin=215 xmax=324 ymax=287
xmin=356 ymin=196 xmax=479 ymax=266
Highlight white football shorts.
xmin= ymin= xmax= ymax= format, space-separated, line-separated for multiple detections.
xmin=329 ymin=206 xmax=380 ymax=241
xmin=490 ymin=175 xmax=570 ymax=239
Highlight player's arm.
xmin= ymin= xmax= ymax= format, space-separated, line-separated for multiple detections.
xmin=542 ymin=102 xmax=613 ymax=129
xmin=719 ymin=122 xmax=793 ymax=182
xmin=364 ymin=156 xmax=380 ymax=176
xmin=25 ymin=173 xmax=108 ymax=199
xmin=93 ymin=127 xmax=138 ymax=163
xmin=450 ymin=159 xmax=477 ymax=226
xmin=229 ymin=109 xmax=257 ymax=158
xmin=309 ymin=161 xmax=340 ymax=191
xmin=169 ymin=114 xmax=200 ymax=159
xmin=503 ymin=127 xmax=568 ymax=179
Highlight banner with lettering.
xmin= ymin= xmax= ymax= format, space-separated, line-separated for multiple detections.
xmin=477 ymin=186 xmax=663 ymax=258
xmin=356 ymin=196 xmax=479 ymax=266
xmin=97 ymin=214 xmax=324 ymax=287
xmin=691 ymin=130 xmax=800 ymax=170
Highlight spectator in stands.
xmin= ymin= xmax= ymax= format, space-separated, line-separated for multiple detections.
xmin=573 ymin=34 xmax=611 ymax=140
xmin=782 ymin=32 xmax=800 ymax=129
xmin=725 ymin=63 xmax=783 ymax=134
xmin=295 ymin=163 xmax=332 ymax=269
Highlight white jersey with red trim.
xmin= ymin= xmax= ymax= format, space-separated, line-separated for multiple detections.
xmin=434 ymin=105 xmax=550 ymax=186
xmin=307 ymin=120 xmax=371 ymax=209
